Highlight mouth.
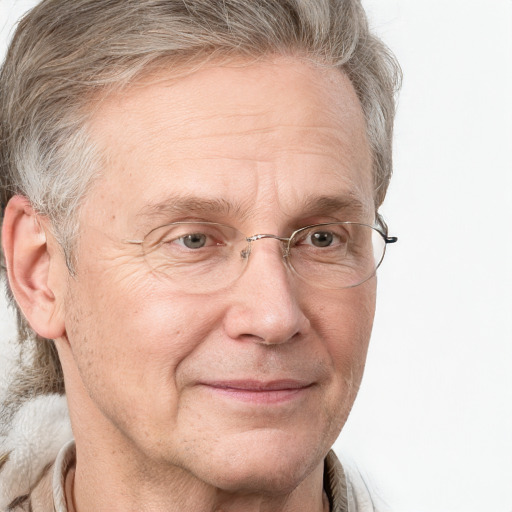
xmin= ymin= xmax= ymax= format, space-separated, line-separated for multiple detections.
xmin=198 ymin=380 xmax=314 ymax=405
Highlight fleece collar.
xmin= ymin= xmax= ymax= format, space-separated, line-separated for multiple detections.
xmin=0 ymin=394 xmax=73 ymax=509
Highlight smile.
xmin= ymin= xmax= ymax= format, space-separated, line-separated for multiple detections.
xmin=198 ymin=380 xmax=314 ymax=405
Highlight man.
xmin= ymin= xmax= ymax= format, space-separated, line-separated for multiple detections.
xmin=0 ymin=1 xmax=400 ymax=511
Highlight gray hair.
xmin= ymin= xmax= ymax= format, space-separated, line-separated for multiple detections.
xmin=0 ymin=0 xmax=401 ymax=410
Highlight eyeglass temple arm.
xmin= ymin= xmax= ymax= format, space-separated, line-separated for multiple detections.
xmin=375 ymin=213 xmax=397 ymax=244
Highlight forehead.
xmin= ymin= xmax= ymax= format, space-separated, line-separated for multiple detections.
xmin=85 ymin=56 xmax=373 ymax=231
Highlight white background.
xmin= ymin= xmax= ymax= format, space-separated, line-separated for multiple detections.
xmin=1 ymin=1 xmax=511 ymax=511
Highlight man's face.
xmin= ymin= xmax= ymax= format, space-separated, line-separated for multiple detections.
xmin=59 ymin=56 xmax=376 ymax=492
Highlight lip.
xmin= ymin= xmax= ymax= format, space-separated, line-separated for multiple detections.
xmin=198 ymin=380 xmax=313 ymax=404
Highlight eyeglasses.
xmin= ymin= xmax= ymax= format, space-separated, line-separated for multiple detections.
xmin=125 ymin=220 xmax=397 ymax=293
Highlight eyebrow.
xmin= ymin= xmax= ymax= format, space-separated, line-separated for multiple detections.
xmin=136 ymin=193 xmax=370 ymax=226
xmin=136 ymin=195 xmax=252 ymax=223
xmin=300 ymin=194 xmax=368 ymax=219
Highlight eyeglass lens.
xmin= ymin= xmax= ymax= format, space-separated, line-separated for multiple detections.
xmin=137 ymin=221 xmax=389 ymax=293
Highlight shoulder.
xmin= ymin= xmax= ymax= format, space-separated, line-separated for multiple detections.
xmin=0 ymin=394 xmax=73 ymax=511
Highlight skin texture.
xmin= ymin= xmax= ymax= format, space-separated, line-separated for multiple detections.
xmin=4 ymin=56 xmax=376 ymax=512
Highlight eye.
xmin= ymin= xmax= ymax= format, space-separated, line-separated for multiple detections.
xmin=177 ymin=233 xmax=209 ymax=249
xmin=310 ymin=231 xmax=335 ymax=247
xmin=297 ymin=227 xmax=349 ymax=248
xmin=143 ymin=222 xmax=245 ymax=256
xmin=168 ymin=230 xmax=225 ymax=250
xmin=147 ymin=224 xmax=226 ymax=251
xmin=140 ymin=222 xmax=243 ymax=273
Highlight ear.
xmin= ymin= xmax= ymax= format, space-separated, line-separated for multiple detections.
xmin=2 ymin=195 xmax=66 ymax=340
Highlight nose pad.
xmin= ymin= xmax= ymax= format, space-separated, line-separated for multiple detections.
xmin=240 ymin=241 xmax=252 ymax=260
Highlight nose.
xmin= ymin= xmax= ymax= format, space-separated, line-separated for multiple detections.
xmin=222 ymin=240 xmax=311 ymax=345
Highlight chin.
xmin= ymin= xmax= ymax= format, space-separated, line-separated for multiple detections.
xmin=187 ymin=429 xmax=327 ymax=495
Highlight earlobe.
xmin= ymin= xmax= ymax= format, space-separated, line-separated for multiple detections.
xmin=2 ymin=195 xmax=66 ymax=340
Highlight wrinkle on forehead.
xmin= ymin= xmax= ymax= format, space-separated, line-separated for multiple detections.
xmin=84 ymin=55 xmax=374 ymax=233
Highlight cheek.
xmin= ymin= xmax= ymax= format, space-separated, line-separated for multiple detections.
xmin=333 ymin=294 xmax=374 ymax=367
xmin=311 ymin=282 xmax=376 ymax=398
xmin=65 ymin=269 xmax=226 ymax=410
